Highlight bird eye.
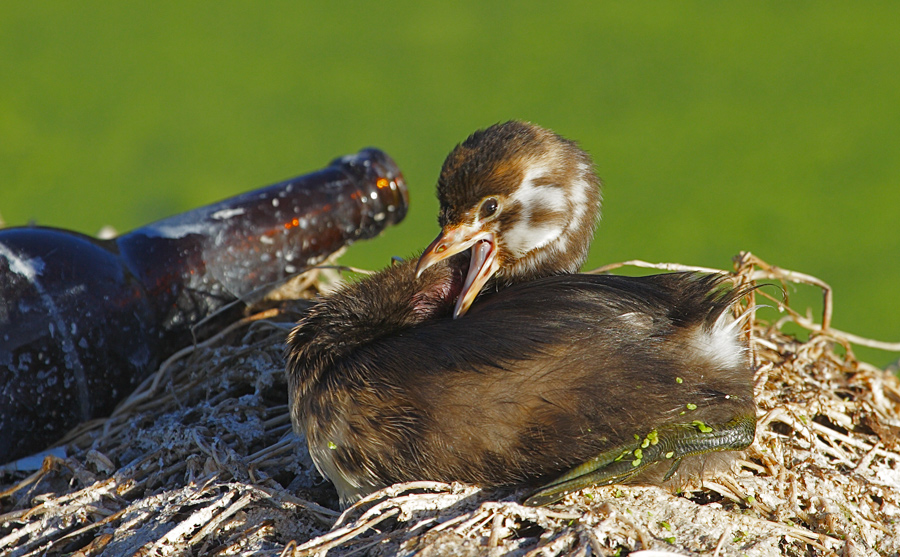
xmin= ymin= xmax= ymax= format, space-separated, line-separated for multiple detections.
xmin=479 ymin=198 xmax=499 ymax=220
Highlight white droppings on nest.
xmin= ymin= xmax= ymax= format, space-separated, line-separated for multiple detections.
xmin=1 ymin=253 xmax=899 ymax=556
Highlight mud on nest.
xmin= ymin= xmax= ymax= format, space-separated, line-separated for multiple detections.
xmin=1 ymin=253 xmax=899 ymax=557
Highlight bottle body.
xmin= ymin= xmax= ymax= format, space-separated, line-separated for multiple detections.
xmin=0 ymin=148 xmax=408 ymax=462
xmin=0 ymin=229 xmax=162 ymax=460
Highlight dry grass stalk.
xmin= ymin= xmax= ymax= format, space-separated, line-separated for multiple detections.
xmin=2 ymin=253 xmax=899 ymax=556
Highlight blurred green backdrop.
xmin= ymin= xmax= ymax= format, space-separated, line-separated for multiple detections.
xmin=1 ymin=2 xmax=897 ymax=366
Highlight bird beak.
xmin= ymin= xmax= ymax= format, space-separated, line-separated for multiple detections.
xmin=415 ymin=225 xmax=499 ymax=318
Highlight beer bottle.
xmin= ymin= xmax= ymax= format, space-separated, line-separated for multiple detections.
xmin=0 ymin=148 xmax=408 ymax=462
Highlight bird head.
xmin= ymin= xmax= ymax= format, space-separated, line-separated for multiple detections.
xmin=416 ymin=121 xmax=602 ymax=318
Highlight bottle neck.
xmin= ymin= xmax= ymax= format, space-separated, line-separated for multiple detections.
xmin=117 ymin=148 xmax=408 ymax=333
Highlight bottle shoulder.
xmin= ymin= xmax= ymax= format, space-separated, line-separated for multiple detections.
xmin=1 ymin=226 xmax=126 ymax=288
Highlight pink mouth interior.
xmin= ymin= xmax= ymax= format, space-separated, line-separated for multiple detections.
xmin=411 ymin=238 xmax=494 ymax=322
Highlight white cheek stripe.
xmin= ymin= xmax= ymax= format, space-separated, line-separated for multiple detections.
xmin=512 ymin=164 xmax=567 ymax=214
xmin=504 ymin=220 xmax=565 ymax=257
xmin=503 ymin=157 xmax=597 ymax=267
xmin=567 ymin=176 xmax=589 ymax=227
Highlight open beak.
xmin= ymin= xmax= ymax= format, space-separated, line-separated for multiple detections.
xmin=415 ymin=224 xmax=499 ymax=318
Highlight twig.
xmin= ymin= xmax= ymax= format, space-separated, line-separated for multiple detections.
xmin=292 ymin=508 xmax=400 ymax=556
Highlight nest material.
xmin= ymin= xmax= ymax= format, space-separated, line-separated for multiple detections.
xmin=1 ymin=253 xmax=899 ymax=557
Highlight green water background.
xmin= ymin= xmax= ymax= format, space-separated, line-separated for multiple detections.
xmin=1 ymin=3 xmax=897 ymax=367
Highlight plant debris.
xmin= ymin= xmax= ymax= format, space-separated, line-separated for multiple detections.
xmin=2 ymin=253 xmax=898 ymax=556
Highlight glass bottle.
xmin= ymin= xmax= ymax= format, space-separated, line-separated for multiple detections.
xmin=0 ymin=148 xmax=408 ymax=462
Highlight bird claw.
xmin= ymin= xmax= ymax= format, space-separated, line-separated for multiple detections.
xmin=523 ymin=415 xmax=755 ymax=506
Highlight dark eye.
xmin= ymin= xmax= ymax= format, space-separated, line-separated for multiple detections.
xmin=479 ymin=198 xmax=499 ymax=220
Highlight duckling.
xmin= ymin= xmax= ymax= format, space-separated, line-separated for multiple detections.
xmin=286 ymin=121 xmax=756 ymax=506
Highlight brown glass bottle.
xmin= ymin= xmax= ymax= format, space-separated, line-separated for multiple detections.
xmin=0 ymin=148 xmax=408 ymax=463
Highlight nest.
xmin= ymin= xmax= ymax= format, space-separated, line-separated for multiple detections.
xmin=2 ymin=253 xmax=899 ymax=556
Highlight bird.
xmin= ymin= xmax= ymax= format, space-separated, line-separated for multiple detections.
xmin=285 ymin=121 xmax=757 ymax=507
